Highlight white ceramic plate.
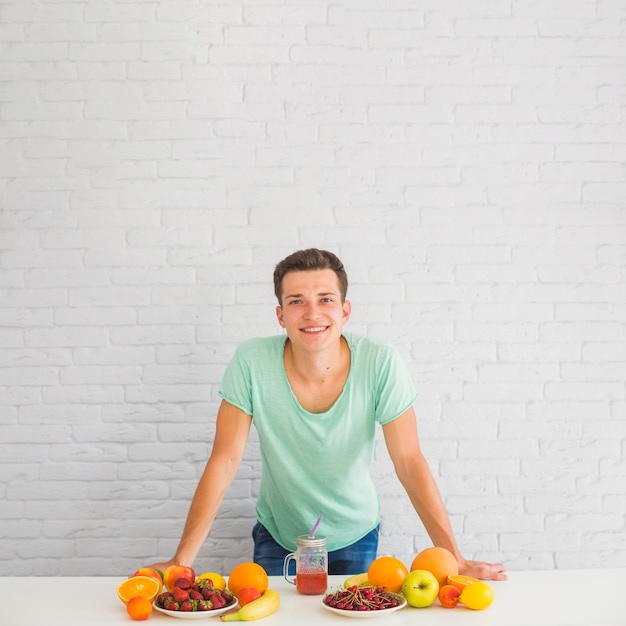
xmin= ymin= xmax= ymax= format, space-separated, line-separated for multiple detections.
xmin=153 ymin=598 xmax=238 ymax=620
xmin=322 ymin=594 xmax=406 ymax=618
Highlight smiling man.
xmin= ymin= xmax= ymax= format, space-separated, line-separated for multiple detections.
xmin=149 ymin=248 xmax=507 ymax=581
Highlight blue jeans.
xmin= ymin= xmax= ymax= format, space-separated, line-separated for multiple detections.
xmin=252 ymin=521 xmax=379 ymax=576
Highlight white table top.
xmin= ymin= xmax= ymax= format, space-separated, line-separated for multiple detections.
xmin=3 ymin=569 xmax=624 ymax=626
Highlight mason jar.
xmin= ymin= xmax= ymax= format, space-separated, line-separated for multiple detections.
xmin=283 ymin=535 xmax=328 ymax=595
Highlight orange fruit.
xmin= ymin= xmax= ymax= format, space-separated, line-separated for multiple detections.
xmin=238 ymin=586 xmax=262 ymax=606
xmin=367 ymin=556 xmax=408 ymax=594
xmin=227 ymin=562 xmax=269 ymax=599
xmin=197 ymin=571 xmax=226 ymax=591
xmin=127 ymin=595 xmax=153 ymax=621
xmin=117 ymin=575 xmax=161 ymax=605
xmin=447 ymin=574 xmax=480 ymax=592
xmin=410 ymin=547 xmax=458 ymax=589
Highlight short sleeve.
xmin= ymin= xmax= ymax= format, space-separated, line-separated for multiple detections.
xmin=218 ymin=344 xmax=254 ymax=416
xmin=373 ymin=343 xmax=418 ymax=425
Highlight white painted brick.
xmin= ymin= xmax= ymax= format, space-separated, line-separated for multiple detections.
xmin=583 ymin=342 xmax=626 ymax=361
xmin=83 ymin=2 xmax=157 ymax=22
xmin=0 ymin=367 xmax=59 ymax=386
xmin=245 ymin=5 xmax=327 ymax=25
xmin=546 ymin=381 xmax=624 ymax=401
xmin=0 ymin=329 xmax=25 ymax=348
xmin=541 ymin=321 xmax=623 ymax=341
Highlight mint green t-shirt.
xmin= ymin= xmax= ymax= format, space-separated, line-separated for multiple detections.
xmin=218 ymin=332 xmax=418 ymax=552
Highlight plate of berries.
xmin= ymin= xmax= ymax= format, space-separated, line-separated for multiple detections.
xmin=322 ymin=586 xmax=406 ymax=618
xmin=154 ymin=578 xmax=238 ymax=619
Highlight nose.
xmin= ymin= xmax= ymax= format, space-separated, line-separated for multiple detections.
xmin=303 ymin=302 xmax=321 ymax=319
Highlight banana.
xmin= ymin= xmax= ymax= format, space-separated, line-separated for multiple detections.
xmin=221 ymin=589 xmax=280 ymax=621
xmin=343 ymin=572 xmax=370 ymax=589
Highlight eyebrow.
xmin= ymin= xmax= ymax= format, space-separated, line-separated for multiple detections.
xmin=284 ymin=291 xmax=338 ymax=299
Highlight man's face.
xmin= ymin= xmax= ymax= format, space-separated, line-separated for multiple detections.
xmin=276 ymin=269 xmax=351 ymax=351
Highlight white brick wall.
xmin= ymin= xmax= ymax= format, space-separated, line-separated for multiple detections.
xmin=1 ymin=0 xmax=624 ymax=576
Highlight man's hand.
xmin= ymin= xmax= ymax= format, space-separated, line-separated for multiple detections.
xmin=458 ymin=558 xmax=508 ymax=581
xmin=145 ymin=558 xmax=180 ymax=575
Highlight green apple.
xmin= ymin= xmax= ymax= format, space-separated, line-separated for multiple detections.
xmin=401 ymin=569 xmax=439 ymax=608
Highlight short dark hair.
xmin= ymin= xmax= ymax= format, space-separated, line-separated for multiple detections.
xmin=273 ymin=248 xmax=348 ymax=304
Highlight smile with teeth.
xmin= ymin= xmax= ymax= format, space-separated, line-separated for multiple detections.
xmin=301 ymin=326 xmax=327 ymax=333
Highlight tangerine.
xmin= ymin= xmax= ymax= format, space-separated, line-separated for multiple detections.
xmin=447 ymin=574 xmax=480 ymax=592
xmin=126 ymin=595 xmax=153 ymax=620
xmin=117 ymin=575 xmax=161 ymax=605
xmin=410 ymin=547 xmax=458 ymax=589
xmin=227 ymin=562 xmax=269 ymax=599
xmin=367 ymin=556 xmax=408 ymax=594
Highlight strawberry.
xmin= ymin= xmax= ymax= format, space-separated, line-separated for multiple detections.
xmin=173 ymin=587 xmax=190 ymax=602
xmin=179 ymin=600 xmax=193 ymax=612
xmin=212 ymin=595 xmax=226 ymax=608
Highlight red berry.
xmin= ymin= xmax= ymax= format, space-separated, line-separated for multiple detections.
xmin=179 ymin=600 xmax=193 ymax=612
xmin=173 ymin=587 xmax=190 ymax=602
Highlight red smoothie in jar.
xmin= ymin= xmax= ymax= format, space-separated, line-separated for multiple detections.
xmin=295 ymin=569 xmax=328 ymax=595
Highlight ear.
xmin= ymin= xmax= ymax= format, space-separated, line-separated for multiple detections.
xmin=342 ymin=299 xmax=352 ymax=323
xmin=276 ymin=305 xmax=286 ymax=328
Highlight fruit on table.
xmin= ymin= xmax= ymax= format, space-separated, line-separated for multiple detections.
xmin=127 ymin=595 xmax=153 ymax=621
xmin=459 ymin=580 xmax=494 ymax=610
xmin=343 ymin=572 xmax=369 ymax=588
xmin=155 ymin=577 xmax=235 ymax=612
xmin=221 ymin=588 xmax=280 ymax=621
xmin=324 ymin=586 xmax=403 ymax=612
xmin=438 ymin=584 xmax=461 ymax=608
xmin=367 ymin=556 xmax=408 ymax=594
xmin=117 ymin=575 xmax=161 ymax=605
xmin=401 ymin=569 xmax=439 ymax=608
xmin=410 ymin=546 xmax=458 ymax=589
xmin=131 ymin=567 xmax=163 ymax=588
xmin=164 ymin=564 xmax=196 ymax=592
xmin=197 ymin=571 xmax=227 ymax=591
xmin=227 ymin=562 xmax=269 ymax=598
xmin=238 ymin=586 xmax=262 ymax=607
xmin=447 ymin=574 xmax=480 ymax=592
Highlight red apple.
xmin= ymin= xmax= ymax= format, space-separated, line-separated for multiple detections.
xmin=164 ymin=565 xmax=196 ymax=592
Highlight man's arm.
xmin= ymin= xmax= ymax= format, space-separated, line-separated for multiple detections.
xmin=382 ymin=407 xmax=507 ymax=581
xmin=149 ymin=400 xmax=252 ymax=571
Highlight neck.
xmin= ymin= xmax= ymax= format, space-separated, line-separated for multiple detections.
xmin=284 ymin=336 xmax=347 ymax=383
